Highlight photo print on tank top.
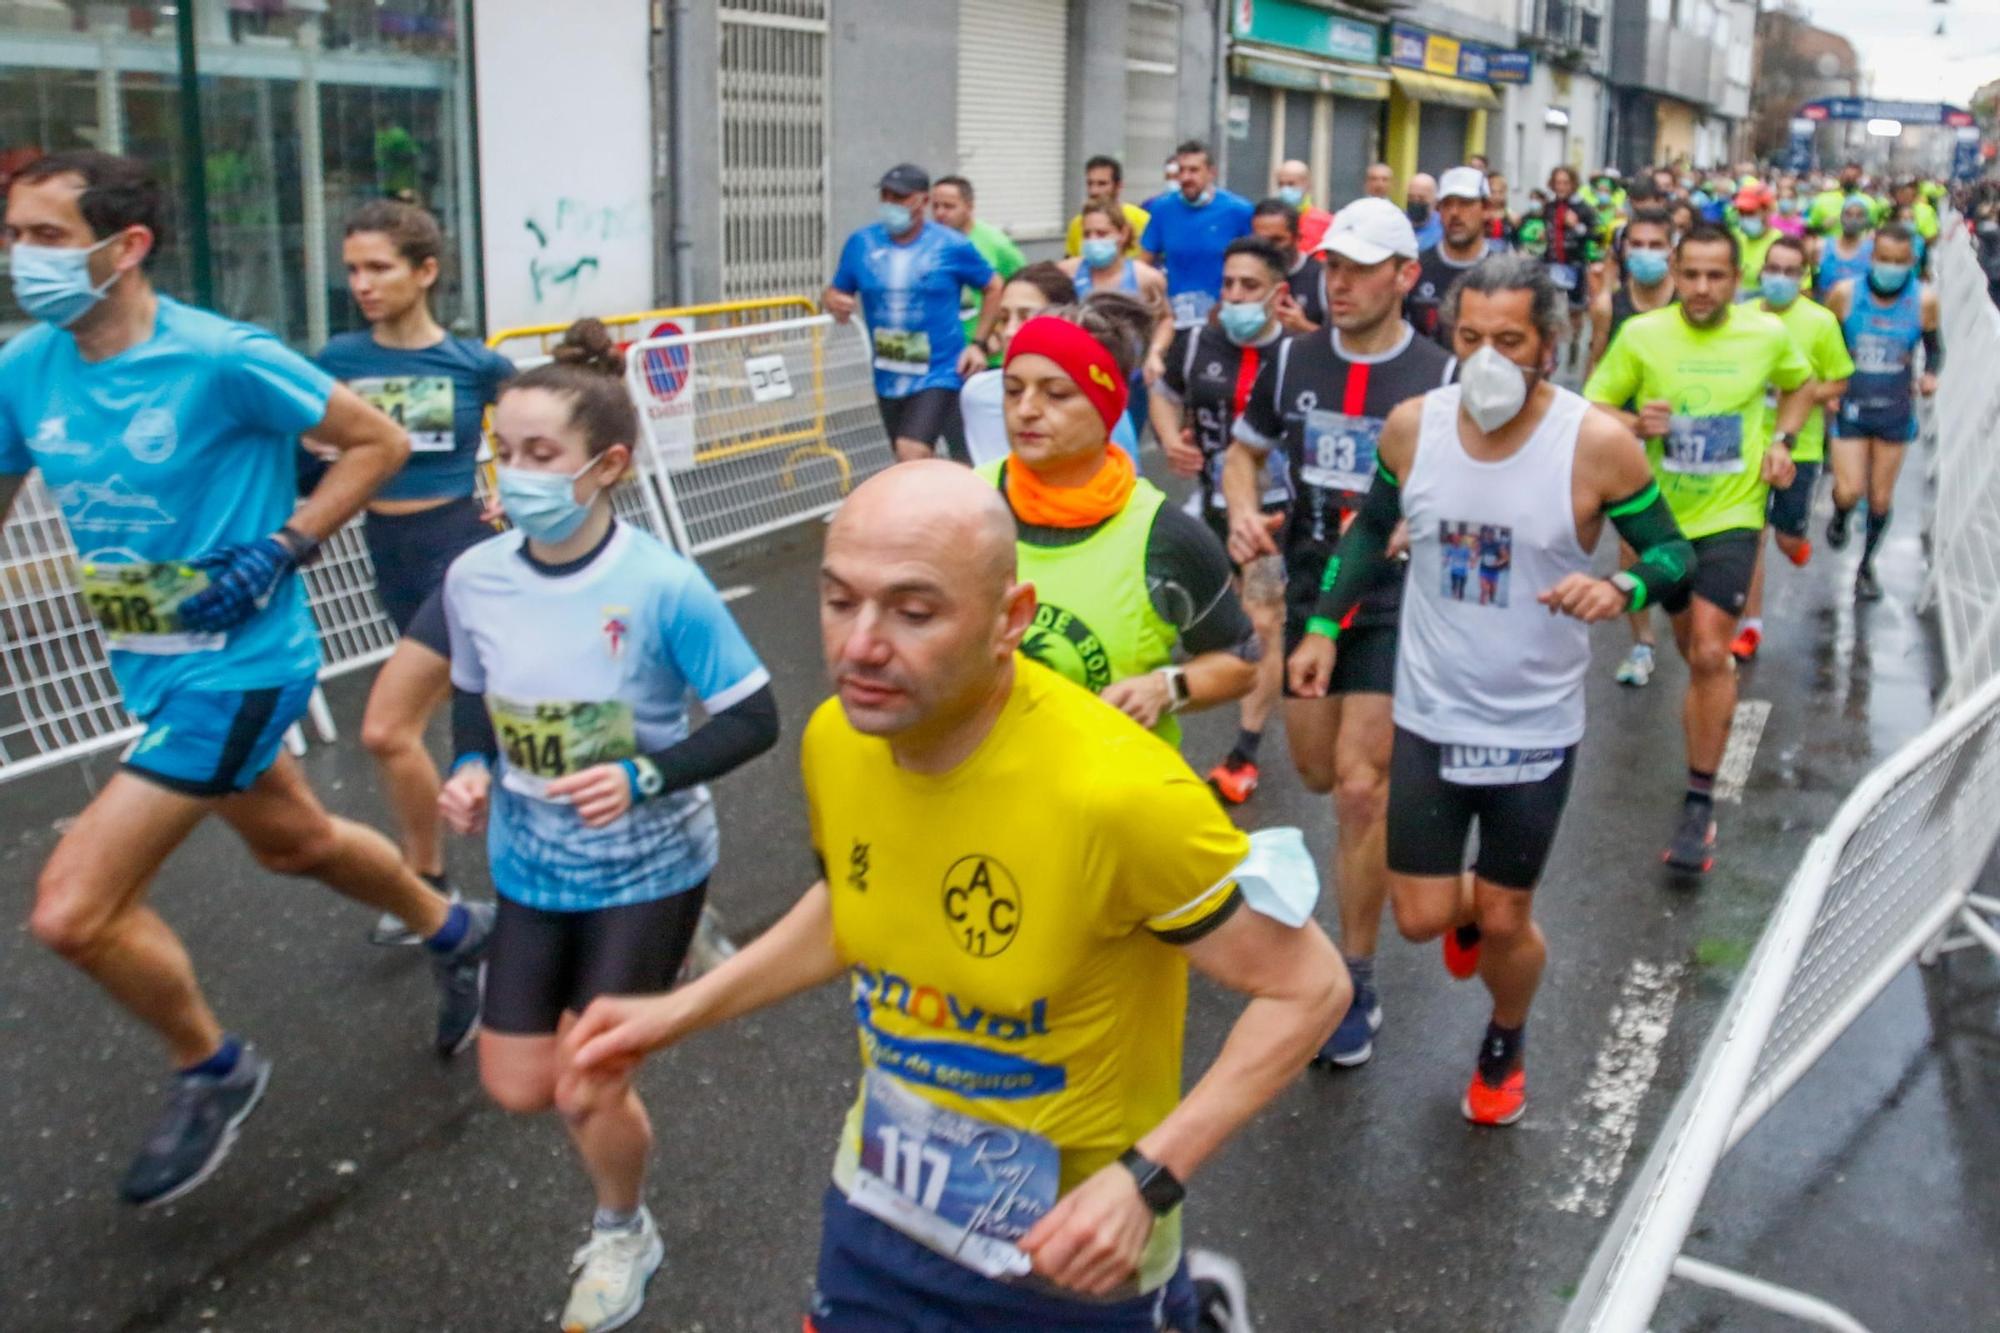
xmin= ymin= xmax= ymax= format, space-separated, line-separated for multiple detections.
xmin=1440 ymin=520 xmax=1513 ymax=607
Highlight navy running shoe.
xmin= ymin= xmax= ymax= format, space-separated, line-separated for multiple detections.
xmin=431 ymin=900 xmax=495 ymax=1056
xmin=1312 ymin=982 xmax=1381 ymax=1068
xmin=119 ymin=1045 xmax=272 ymax=1206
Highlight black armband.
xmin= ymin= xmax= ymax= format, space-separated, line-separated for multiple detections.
xmin=1307 ymin=463 xmax=1404 ymax=637
xmin=450 ymin=686 xmax=498 ymax=770
xmin=1921 ymin=327 xmax=1942 ymax=371
xmin=1606 ymin=481 xmax=1694 ymax=612
xmin=638 ymin=684 xmax=780 ymax=796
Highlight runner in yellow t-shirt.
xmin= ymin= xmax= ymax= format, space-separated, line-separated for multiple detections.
xmin=565 ymin=461 xmax=1344 ymax=1331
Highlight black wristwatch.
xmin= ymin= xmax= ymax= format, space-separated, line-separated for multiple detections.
xmin=1775 ymin=431 xmax=1799 ymax=450
xmin=1118 ymin=1148 xmax=1185 ymax=1216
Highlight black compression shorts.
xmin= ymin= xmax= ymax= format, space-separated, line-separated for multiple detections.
xmin=1386 ymin=727 xmax=1577 ymax=890
xmin=876 ymin=388 xmax=961 ymax=452
xmin=483 ymin=885 xmax=708 ymax=1036
xmin=1280 ymin=611 xmax=1397 ymax=698
xmin=362 ymin=496 xmax=495 ymax=632
xmin=1682 ymin=528 xmax=1763 ymax=618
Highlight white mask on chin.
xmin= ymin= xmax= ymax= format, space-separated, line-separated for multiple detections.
xmin=1458 ymin=345 xmax=1532 ymax=432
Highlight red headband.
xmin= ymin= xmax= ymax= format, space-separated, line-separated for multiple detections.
xmin=1004 ymin=316 xmax=1130 ymax=433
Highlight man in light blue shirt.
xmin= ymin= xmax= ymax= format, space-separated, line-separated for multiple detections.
xmin=825 ymin=163 xmax=1001 ymax=462
xmin=0 ymin=151 xmax=490 ymax=1208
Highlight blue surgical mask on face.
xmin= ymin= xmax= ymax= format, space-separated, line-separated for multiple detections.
xmin=9 ymin=235 xmax=120 ymax=327
xmin=1738 ymin=216 xmax=1766 ymax=238
xmin=1276 ymin=185 xmax=1305 ymax=208
xmin=1760 ymin=273 xmax=1801 ymax=308
xmin=1217 ymin=300 xmax=1270 ymax=344
xmin=1081 ymin=238 xmax=1121 ymax=270
xmin=1869 ymin=261 xmax=1912 ymax=292
xmin=496 ymin=456 xmax=606 ymax=544
xmin=1625 ymin=249 xmax=1670 ymax=286
xmin=876 ymin=201 xmax=914 ymax=233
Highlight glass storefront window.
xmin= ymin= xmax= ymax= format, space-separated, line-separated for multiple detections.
xmin=0 ymin=0 xmax=476 ymax=350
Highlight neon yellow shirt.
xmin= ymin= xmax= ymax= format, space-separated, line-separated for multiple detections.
xmin=1734 ymin=227 xmax=1781 ymax=291
xmin=1064 ymin=201 xmax=1152 ymax=259
xmin=806 ymin=660 xmax=1248 ymax=1292
xmin=1582 ymin=304 xmax=1811 ymax=538
xmin=1762 ymin=296 xmax=1853 ymax=464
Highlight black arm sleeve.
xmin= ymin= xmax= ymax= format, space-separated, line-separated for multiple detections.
xmin=451 ymin=687 xmax=497 ymax=767
xmin=1606 ymin=481 xmax=1694 ymax=612
xmin=1308 ymin=465 xmax=1403 ymax=634
xmin=639 ymin=684 xmax=781 ymax=796
xmin=1921 ymin=327 xmax=1941 ymax=371
xmin=1145 ymin=506 xmax=1260 ymax=661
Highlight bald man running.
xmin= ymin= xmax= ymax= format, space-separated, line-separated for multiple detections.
xmin=1273 ymin=159 xmax=1332 ymax=251
xmin=567 ymin=462 xmax=1345 ymax=1331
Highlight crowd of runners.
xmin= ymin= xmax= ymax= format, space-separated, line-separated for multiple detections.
xmin=0 ymin=140 xmax=1958 ymax=1330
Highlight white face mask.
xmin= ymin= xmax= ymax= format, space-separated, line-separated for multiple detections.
xmin=1458 ymin=345 xmax=1531 ymax=433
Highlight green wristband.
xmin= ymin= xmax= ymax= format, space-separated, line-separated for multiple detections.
xmin=1305 ymin=615 xmax=1343 ymax=642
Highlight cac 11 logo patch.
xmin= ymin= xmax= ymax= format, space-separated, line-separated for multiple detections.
xmin=942 ymin=854 xmax=1020 ymax=959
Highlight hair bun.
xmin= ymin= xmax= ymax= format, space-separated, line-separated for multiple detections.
xmin=551 ymin=317 xmax=624 ymax=377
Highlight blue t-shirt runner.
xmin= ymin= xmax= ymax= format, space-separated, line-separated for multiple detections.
xmin=0 ymin=295 xmax=329 ymax=721
xmin=314 ymin=332 xmax=513 ymax=502
xmin=830 ymin=218 xmax=995 ymax=399
xmin=1141 ymin=188 xmax=1255 ymax=327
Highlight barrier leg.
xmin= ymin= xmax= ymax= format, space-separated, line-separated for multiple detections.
xmin=1952 ymin=899 xmax=2000 ymax=963
xmin=1670 ymin=1255 xmax=1873 ymax=1333
xmin=308 ymin=686 xmax=338 ymax=744
xmin=283 ymin=724 xmax=307 ymax=758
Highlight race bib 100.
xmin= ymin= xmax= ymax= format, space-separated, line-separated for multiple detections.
xmin=872 ymin=327 xmax=933 ymax=377
xmin=487 ymin=695 xmax=636 ymax=799
xmin=1300 ymin=411 xmax=1381 ymax=498
xmin=1662 ymin=415 xmax=1746 ymax=475
xmin=848 ymin=1070 xmax=1059 ymax=1281
xmin=1440 ymin=745 xmax=1565 ymax=786
xmin=79 ymin=561 xmax=223 ymax=655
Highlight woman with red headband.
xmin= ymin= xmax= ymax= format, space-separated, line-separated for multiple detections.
xmin=988 ymin=309 xmax=1259 ymax=745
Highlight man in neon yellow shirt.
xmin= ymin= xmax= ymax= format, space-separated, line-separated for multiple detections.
xmin=1730 ymin=234 xmax=1853 ymax=661
xmin=1731 ymin=184 xmax=1781 ymax=296
xmin=566 ymin=462 xmax=1343 ymax=1330
xmin=1065 ymin=155 xmax=1150 ymax=260
xmin=1583 ymin=223 xmax=1813 ymax=876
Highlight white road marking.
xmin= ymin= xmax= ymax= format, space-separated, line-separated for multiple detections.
xmin=1551 ymin=958 xmax=1686 ymax=1218
xmin=1713 ymin=699 xmax=1772 ymax=803
xmin=717 ymin=585 xmax=754 ymax=603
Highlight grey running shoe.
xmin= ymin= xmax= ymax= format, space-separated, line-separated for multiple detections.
xmin=562 ymin=1208 xmax=665 ymax=1333
xmin=431 ymin=901 xmax=495 ymax=1056
xmin=1662 ymin=801 xmax=1717 ymax=875
xmin=679 ymin=904 xmax=737 ymax=983
xmin=1826 ymin=506 xmax=1851 ymax=550
xmin=118 ymin=1045 xmax=272 ymax=1206
xmin=1855 ymin=563 xmax=1884 ymax=602
xmin=372 ymin=878 xmax=456 ymax=947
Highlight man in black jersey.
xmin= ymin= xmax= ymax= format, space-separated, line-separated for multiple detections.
xmin=1406 ymin=167 xmax=1496 ymax=346
xmin=1250 ymin=199 xmax=1326 ymax=333
xmin=1225 ymin=197 xmax=1456 ymax=1070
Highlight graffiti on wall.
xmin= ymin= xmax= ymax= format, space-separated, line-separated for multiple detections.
xmin=522 ymin=197 xmax=649 ymax=306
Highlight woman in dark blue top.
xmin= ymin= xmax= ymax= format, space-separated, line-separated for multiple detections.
xmin=313 ymin=201 xmax=513 ymax=944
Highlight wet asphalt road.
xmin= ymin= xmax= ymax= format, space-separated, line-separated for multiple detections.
xmin=2 ymin=443 xmax=1994 ymax=1332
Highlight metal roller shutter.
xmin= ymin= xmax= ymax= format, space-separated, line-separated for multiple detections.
xmin=1125 ymin=0 xmax=1181 ymax=193
xmin=956 ymin=0 xmax=1070 ymax=241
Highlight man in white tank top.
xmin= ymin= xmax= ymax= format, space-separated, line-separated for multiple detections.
xmin=1288 ymin=254 xmax=1695 ymax=1127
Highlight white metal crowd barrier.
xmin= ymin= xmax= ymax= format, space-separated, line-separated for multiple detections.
xmin=625 ymin=314 xmax=895 ymax=555
xmin=1562 ymin=215 xmax=2000 ymax=1333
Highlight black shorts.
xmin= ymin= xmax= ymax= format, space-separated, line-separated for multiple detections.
xmin=1281 ymin=547 xmax=1397 ymax=696
xmin=876 ymin=387 xmax=961 ymax=451
xmin=483 ymin=885 xmax=708 ymax=1036
xmin=363 ymin=497 xmax=495 ymax=632
xmin=1386 ymin=728 xmax=1577 ymax=890
xmin=1680 ymin=528 xmax=1762 ymax=617
xmin=1766 ymin=461 xmax=1822 ymax=539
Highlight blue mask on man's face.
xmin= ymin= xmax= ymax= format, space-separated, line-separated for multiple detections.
xmin=9 ymin=234 xmax=121 ymax=327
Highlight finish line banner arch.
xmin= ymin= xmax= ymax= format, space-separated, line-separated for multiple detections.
xmin=1786 ymin=99 xmax=1981 ymax=179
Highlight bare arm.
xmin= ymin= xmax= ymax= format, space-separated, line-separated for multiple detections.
xmin=1586 ymin=292 xmax=1613 ymax=374
xmin=1813 ymin=376 xmax=1850 ymax=407
xmin=970 ymin=275 xmax=1004 ymax=347
xmin=1773 ymin=383 xmax=1812 ymax=437
xmin=290 ymin=384 xmax=411 ymax=541
xmin=565 ymin=881 xmax=846 ymax=1072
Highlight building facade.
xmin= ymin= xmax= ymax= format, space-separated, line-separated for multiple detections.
xmin=1603 ymin=0 xmax=1746 ymax=171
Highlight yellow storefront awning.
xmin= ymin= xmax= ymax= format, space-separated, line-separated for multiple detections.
xmin=1389 ymin=66 xmax=1499 ymax=111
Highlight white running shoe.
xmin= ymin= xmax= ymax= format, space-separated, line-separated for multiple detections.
xmin=1614 ymin=644 xmax=1654 ymax=688
xmin=1188 ymin=1248 xmax=1253 ymax=1332
xmin=561 ymin=1208 xmax=664 ymax=1333
xmin=679 ymin=905 xmax=737 ymax=982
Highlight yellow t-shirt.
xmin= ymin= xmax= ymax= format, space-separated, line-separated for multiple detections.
xmin=805 ymin=658 xmax=1247 ymax=1292
xmin=1064 ymin=201 xmax=1153 ymax=259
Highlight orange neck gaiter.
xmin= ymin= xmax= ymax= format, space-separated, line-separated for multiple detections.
xmin=1005 ymin=448 xmax=1137 ymax=529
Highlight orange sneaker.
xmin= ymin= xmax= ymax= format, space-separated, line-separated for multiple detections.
xmin=1442 ymin=925 xmax=1482 ymax=980
xmin=1207 ymin=757 xmax=1260 ymax=805
xmin=1463 ymin=1063 xmax=1527 ymax=1126
xmin=1786 ymin=539 xmax=1812 ymax=569
xmin=1729 ymin=624 xmax=1761 ymax=661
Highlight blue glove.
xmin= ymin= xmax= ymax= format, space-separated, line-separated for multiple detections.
xmin=176 ymin=535 xmax=299 ymax=633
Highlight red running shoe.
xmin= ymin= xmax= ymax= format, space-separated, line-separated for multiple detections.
xmin=1786 ymin=539 xmax=1812 ymax=569
xmin=1463 ymin=1062 xmax=1527 ymax=1126
xmin=1730 ymin=624 xmax=1762 ymax=661
xmin=1207 ymin=757 xmax=1260 ymax=805
xmin=1442 ymin=925 xmax=1482 ymax=980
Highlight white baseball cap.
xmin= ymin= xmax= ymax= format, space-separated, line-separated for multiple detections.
xmin=1314 ymin=197 xmax=1420 ymax=264
xmin=1439 ymin=166 xmax=1489 ymax=201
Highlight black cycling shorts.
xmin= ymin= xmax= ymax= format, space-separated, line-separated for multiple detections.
xmin=362 ymin=496 xmax=495 ymax=633
xmin=1280 ymin=612 xmax=1397 ymax=698
xmin=1681 ymin=529 xmax=1763 ymax=618
xmin=483 ymin=885 xmax=708 ymax=1036
xmin=1386 ymin=727 xmax=1577 ymax=890
xmin=876 ymin=388 xmax=961 ymax=451
xmin=1766 ymin=461 xmax=1821 ymax=540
